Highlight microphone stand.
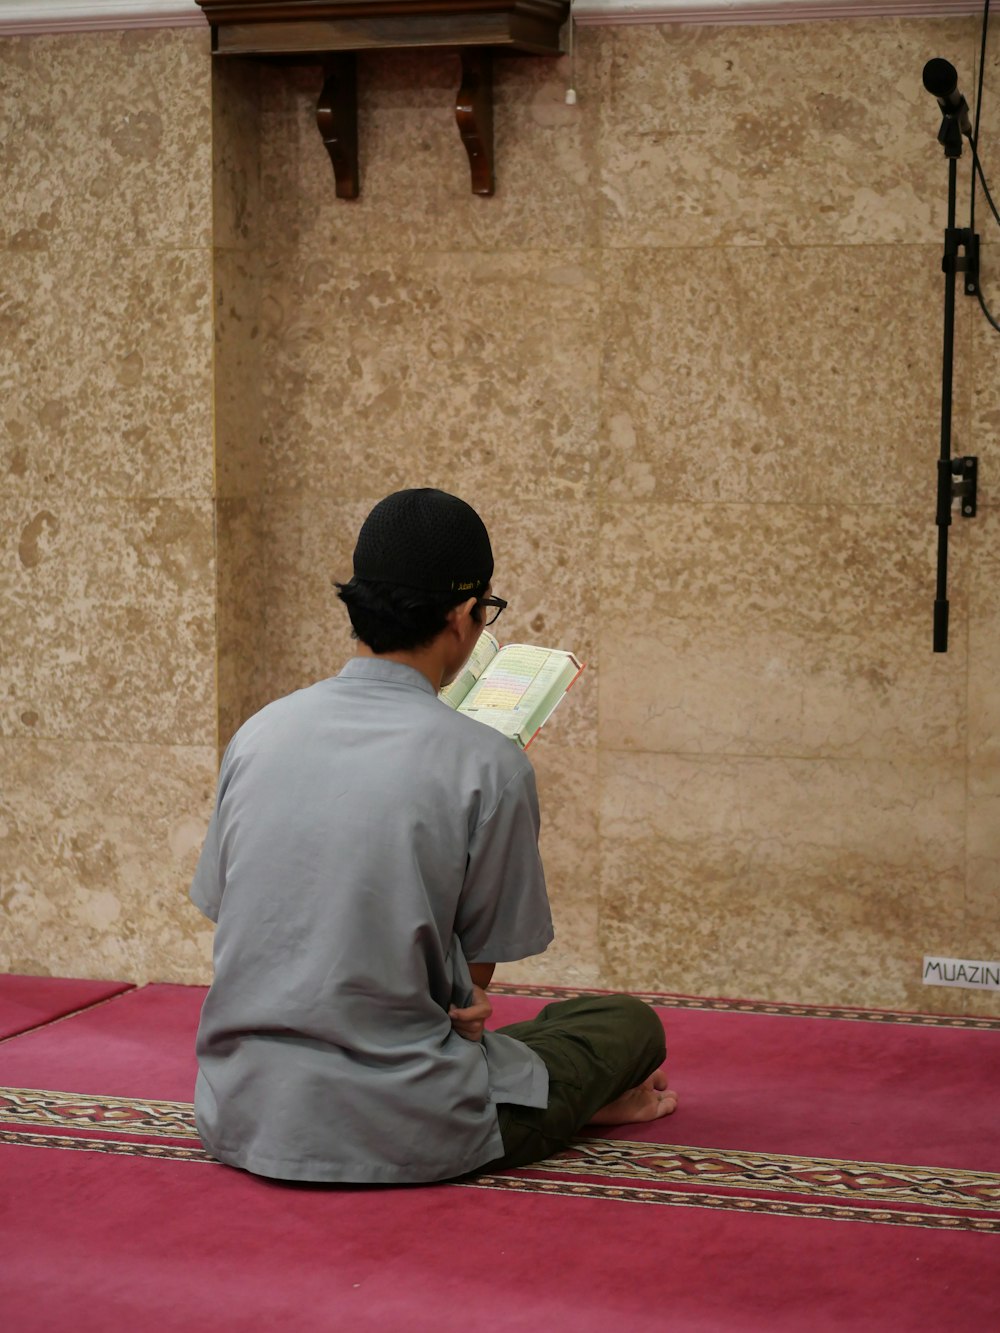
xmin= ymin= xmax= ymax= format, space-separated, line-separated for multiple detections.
xmin=932 ymin=110 xmax=979 ymax=653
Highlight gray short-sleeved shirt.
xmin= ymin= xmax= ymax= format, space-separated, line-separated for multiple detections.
xmin=190 ymin=657 xmax=554 ymax=1183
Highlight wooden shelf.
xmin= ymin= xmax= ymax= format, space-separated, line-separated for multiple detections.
xmin=196 ymin=0 xmax=570 ymax=195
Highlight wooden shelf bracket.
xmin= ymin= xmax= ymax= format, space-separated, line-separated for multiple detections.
xmin=455 ymin=48 xmax=494 ymax=196
xmin=316 ymin=53 xmax=360 ymax=199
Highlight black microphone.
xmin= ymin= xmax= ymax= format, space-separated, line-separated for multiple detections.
xmin=922 ymin=58 xmax=972 ymax=136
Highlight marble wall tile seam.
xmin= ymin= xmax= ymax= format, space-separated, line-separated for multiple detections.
xmin=249 ymin=489 xmax=953 ymax=513
xmin=255 ymin=484 xmax=602 ymax=503
xmin=254 ymin=245 xmax=602 ymax=263
xmin=0 ymin=242 xmax=216 ymax=256
xmin=595 ymin=715 xmax=969 ymax=762
xmin=248 ymin=218 xmax=965 ymax=265
xmin=592 ymin=235 xmax=979 ymax=248
xmin=253 ymin=226 xmax=598 ymax=255
xmin=250 ymin=238 xmax=970 ymax=260
xmin=595 ymin=745 xmax=967 ymax=764
xmin=4 ymin=726 xmax=218 ymax=748
xmin=5 ymin=486 xmax=219 ymax=502
xmin=0 ymin=736 xmax=218 ymax=756
xmin=594 ymin=499 xmax=954 ymax=512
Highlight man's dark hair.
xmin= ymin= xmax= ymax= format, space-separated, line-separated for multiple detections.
xmin=335 ymin=577 xmax=483 ymax=654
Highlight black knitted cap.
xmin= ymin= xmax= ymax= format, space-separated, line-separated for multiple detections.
xmin=352 ymin=489 xmax=494 ymax=596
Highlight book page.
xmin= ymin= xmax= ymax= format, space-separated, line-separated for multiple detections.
xmin=438 ymin=631 xmax=500 ymax=709
xmin=465 ymin=646 xmax=559 ymax=711
xmin=458 ymin=644 xmax=582 ymax=746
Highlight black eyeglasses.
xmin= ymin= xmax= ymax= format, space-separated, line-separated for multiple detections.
xmin=478 ymin=595 xmax=507 ymax=627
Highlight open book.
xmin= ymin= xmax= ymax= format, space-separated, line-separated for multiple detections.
xmin=439 ymin=631 xmax=584 ymax=749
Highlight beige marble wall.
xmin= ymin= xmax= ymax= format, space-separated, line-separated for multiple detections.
xmin=0 ymin=28 xmax=218 ymax=983
xmin=3 ymin=15 xmax=998 ymax=1014
xmin=213 ymin=60 xmax=268 ymax=749
xmin=248 ymin=17 xmax=1000 ymax=1013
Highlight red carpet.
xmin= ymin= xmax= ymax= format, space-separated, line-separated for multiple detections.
xmin=491 ymin=989 xmax=1000 ymax=1171
xmin=2 ymin=981 xmax=998 ymax=1331
xmin=0 ymin=973 xmax=134 ymax=1041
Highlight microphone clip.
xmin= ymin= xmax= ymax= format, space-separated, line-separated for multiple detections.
xmin=936 ymin=105 xmax=968 ymax=159
xmin=936 ymin=455 xmax=978 ymax=526
xmin=942 ymin=226 xmax=980 ymax=298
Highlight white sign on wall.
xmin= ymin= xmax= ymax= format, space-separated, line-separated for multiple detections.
xmin=922 ymin=956 xmax=1000 ymax=992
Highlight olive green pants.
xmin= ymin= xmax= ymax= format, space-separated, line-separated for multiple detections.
xmin=477 ymin=994 xmax=667 ymax=1172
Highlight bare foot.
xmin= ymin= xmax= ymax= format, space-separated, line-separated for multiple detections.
xmin=587 ymin=1069 xmax=678 ymax=1126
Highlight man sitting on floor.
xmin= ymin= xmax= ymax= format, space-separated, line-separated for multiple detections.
xmin=190 ymin=488 xmax=677 ymax=1183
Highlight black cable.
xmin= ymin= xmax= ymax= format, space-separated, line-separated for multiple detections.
xmin=970 ymin=0 xmax=988 ymax=236
xmin=968 ymin=0 xmax=1000 ymax=331
xmin=974 ymin=149 xmax=1000 ymax=227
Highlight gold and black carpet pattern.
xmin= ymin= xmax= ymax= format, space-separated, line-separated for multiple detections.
xmin=2 ymin=1086 xmax=998 ymax=1234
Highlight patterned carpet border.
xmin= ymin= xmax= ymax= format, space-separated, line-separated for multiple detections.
xmin=489 ymin=985 xmax=1000 ymax=1031
xmin=3 ymin=1087 xmax=998 ymax=1234
xmin=2 ymin=1128 xmax=996 ymax=1234
xmin=462 ymin=1175 xmax=1000 ymax=1233
xmin=0 ymin=1087 xmax=199 ymax=1139
xmin=546 ymin=1137 xmax=1000 ymax=1212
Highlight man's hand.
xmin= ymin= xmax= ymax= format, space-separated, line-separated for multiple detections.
xmin=449 ymin=984 xmax=493 ymax=1041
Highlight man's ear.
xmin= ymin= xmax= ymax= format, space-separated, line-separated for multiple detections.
xmin=446 ymin=596 xmax=478 ymax=636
